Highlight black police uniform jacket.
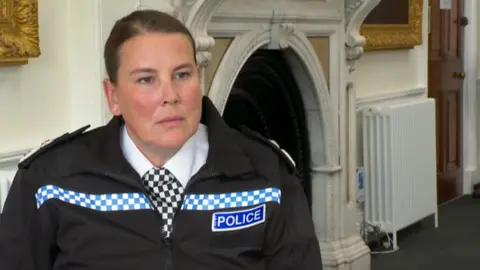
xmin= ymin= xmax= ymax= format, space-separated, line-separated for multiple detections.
xmin=0 ymin=97 xmax=323 ymax=270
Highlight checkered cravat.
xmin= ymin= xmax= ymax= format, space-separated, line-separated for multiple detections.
xmin=142 ymin=167 xmax=184 ymax=238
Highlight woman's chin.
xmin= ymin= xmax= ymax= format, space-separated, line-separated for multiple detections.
xmin=154 ymin=133 xmax=189 ymax=150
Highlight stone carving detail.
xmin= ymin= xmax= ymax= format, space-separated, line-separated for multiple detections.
xmin=173 ymin=0 xmax=197 ymax=22
xmin=134 ymin=0 xmax=176 ymax=14
xmin=344 ymin=0 xmax=381 ymax=72
xmin=195 ymin=35 xmax=216 ymax=67
xmin=345 ymin=0 xmax=364 ymax=22
xmin=268 ymin=23 xmax=295 ymax=50
xmin=183 ymin=0 xmax=225 ymax=67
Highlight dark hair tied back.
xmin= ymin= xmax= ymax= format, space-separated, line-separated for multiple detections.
xmin=103 ymin=10 xmax=196 ymax=84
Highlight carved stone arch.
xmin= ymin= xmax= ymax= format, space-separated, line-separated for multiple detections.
xmin=207 ymin=26 xmax=337 ymax=167
xmin=183 ymin=0 xmax=225 ymax=66
xmin=207 ymin=28 xmax=271 ymax=113
xmin=286 ymin=28 xmax=337 ymax=165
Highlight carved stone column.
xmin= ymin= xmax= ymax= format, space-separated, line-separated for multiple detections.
xmin=179 ymin=0 xmax=225 ymax=93
xmin=338 ymin=0 xmax=381 ymax=269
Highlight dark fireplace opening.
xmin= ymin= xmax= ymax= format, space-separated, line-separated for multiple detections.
xmin=222 ymin=49 xmax=312 ymax=209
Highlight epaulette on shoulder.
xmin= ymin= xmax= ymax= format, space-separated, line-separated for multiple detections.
xmin=18 ymin=125 xmax=91 ymax=169
xmin=239 ymin=126 xmax=297 ymax=174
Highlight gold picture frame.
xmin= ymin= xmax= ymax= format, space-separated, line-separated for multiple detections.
xmin=361 ymin=0 xmax=423 ymax=50
xmin=0 ymin=0 xmax=40 ymax=66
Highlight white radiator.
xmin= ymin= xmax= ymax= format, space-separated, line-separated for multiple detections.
xmin=361 ymin=98 xmax=438 ymax=249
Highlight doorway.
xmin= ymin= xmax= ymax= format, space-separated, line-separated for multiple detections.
xmin=428 ymin=0 xmax=465 ymax=204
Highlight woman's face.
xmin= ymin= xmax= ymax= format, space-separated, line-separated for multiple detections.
xmin=103 ymin=32 xmax=202 ymax=156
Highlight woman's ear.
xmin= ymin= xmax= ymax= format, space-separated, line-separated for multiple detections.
xmin=103 ymin=78 xmax=121 ymax=116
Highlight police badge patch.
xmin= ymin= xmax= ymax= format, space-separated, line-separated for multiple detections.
xmin=211 ymin=204 xmax=266 ymax=232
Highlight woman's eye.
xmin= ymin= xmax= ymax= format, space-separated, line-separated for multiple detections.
xmin=175 ymin=72 xmax=191 ymax=79
xmin=137 ymin=76 xmax=154 ymax=84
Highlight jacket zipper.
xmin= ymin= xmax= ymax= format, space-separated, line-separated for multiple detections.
xmin=101 ymin=172 xmax=178 ymax=269
xmin=163 ymin=166 xmax=223 ymax=270
xmin=169 ymin=166 xmax=222 ymax=235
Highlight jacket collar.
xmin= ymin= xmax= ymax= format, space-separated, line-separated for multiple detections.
xmin=90 ymin=96 xmax=254 ymax=181
xmin=200 ymin=96 xmax=254 ymax=177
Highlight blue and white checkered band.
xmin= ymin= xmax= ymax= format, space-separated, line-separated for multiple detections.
xmin=35 ymin=185 xmax=153 ymax=212
xmin=181 ymin=187 xmax=281 ymax=211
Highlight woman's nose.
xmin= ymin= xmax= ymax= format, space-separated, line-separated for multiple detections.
xmin=160 ymin=82 xmax=181 ymax=105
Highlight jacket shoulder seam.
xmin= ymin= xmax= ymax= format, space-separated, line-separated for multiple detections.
xmin=18 ymin=125 xmax=91 ymax=169
xmin=238 ymin=126 xmax=297 ymax=174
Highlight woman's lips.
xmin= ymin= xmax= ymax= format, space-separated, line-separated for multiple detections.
xmin=157 ymin=116 xmax=184 ymax=127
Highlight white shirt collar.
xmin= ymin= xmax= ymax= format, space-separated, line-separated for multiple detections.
xmin=120 ymin=124 xmax=208 ymax=187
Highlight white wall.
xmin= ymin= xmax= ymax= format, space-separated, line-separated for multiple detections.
xmin=0 ymin=0 xmax=72 ymax=155
xmin=352 ymin=0 xmax=428 ymax=98
xmin=352 ymin=47 xmax=427 ymax=97
xmin=0 ymin=0 xmax=110 ymax=157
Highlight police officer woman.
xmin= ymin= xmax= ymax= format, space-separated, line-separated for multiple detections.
xmin=0 ymin=10 xmax=323 ymax=270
